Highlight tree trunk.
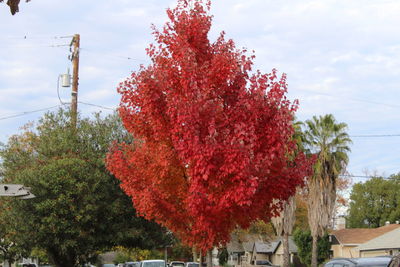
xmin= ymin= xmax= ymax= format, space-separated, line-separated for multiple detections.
xmin=311 ymin=234 xmax=318 ymax=267
xmin=193 ymin=247 xmax=198 ymax=262
xmin=206 ymin=249 xmax=213 ymax=267
xmin=282 ymin=232 xmax=290 ymax=267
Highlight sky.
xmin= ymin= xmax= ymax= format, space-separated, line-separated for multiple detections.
xmin=1 ymin=0 xmax=399 ymax=187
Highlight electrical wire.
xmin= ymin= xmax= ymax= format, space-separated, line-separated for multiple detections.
xmin=350 ymin=134 xmax=400 ymax=138
xmin=80 ymin=48 xmax=147 ymax=62
xmin=340 ymin=174 xmax=399 ymax=180
xmin=0 ymin=102 xmax=114 ymax=122
xmin=78 ymin=101 xmax=115 ymax=111
xmin=297 ymin=89 xmax=400 ymax=109
xmin=0 ymin=105 xmax=63 ymax=121
xmin=2 ymin=35 xmax=74 ymax=40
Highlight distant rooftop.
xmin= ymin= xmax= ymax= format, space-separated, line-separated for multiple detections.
xmin=331 ymin=224 xmax=400 ymax=245
xmin=358 ymin=226 xmax=400 ymax=251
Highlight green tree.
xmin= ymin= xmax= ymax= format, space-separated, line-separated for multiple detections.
xmin=218 ymin=248 xmax=228 ymax=266
xmin=0 ymin=210 xmax=23 ymax=266
xmin=347 ymin=174 xmax=400 ymax=228
xmin=169 ymin=241 xmax=192 ymax=261
xmin=293 ymin=229 xmax=330 ymax=267
xmin=0 ymin=109 xmax=169 ymax=267
xmin=301 ymin=114 xmax=351 ymax=267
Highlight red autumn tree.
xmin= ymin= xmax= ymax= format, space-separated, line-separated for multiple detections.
xmin=106 ymin=0 xmax=312 ymax=251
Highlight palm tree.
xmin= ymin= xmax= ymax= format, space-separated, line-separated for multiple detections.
xmin=301 ymin=114 xmax=351 ymax=267
xmin=270 ymin=119 xmax=304 ymax=267
xmin=271 ymin=195 xmax=296 ymax=267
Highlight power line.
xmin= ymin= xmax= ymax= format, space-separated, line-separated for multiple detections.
xmin=1 ymin=36 xmax=145 ymax=62
xmin=1 ymin=35 xmax=74 ymax=40
xmin=341 ymin=174 xmax=400 ymax=180
xmin=0 ymin=43 xmax=70 ymax=49
xmin=0 ymin=102 xmax=114 ymax=122
xmin=350 ymin=134 xmax=400 ymax=138
xmin=80 ymin=48 xmax=147 ymax=62
xmin=78 ymin=101 xmax=115 ymax=111
xmin=1 ymin=102 xmax=399 ymax=138
xmin=0 ymin=105 xmax=63 ymax=121
xmin=297 ymin=89 xmax=400 ymax=109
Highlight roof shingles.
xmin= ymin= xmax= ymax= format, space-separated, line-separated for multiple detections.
xmin=358 ymin=227 xmax=400 ymax=251
xmin=331 ymin=224 xmax=400 ymax=245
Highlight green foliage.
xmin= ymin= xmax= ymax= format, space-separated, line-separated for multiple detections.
xmin=114 ymin=252 xmax=133 ymax=264
xmin=30 ymin=248 xmax=50 ymax=264
xmin=248 ymin=220 xmax=276 ymax=237
xmin=0 ymin=220 xmax=23 ymax=264
xmin=0 ymin=109 xmax=169 ymax=267
xmin=113 ymin=247 xmax=160 ymax=262
xmin=347 ymin=174 xmax=400 ymax=228
xmin=168 ymin=241 xmax=193 ymax=261
xmin=300 ymin=114 xmax=351 ymax=267
xmin=301 ymin=113 xmax=352 ymax=194
xmin=218 ymin=248 xmax=228 ymax=266
xmin=293 ymin=229 xmax=330 ymax=267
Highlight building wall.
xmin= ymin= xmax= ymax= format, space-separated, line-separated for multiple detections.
xmin=360 ymin=249 xmax=400 ymax=258
xmin=360 ymin=250 xmax=389 ymax=257
xmin=246 ymin=252 xmax=253 ymax=263
xmin=253 ymin=253 xmax=270 ymax=261
xmin=271 ymin=242 xmax=296 ymax=266
xmin=270 ymin=254 xmax=282 ymax=267
xmin=331 ymin=245 xmax=358 ymax=258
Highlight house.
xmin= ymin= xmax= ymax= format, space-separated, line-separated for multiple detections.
xmin=227 ymin=233 xmax=304 ymax=267
xmin=270 ymin=237 xmax=303 ymax=267
xmin=248 ymin=237 xmax=303 ymax=267
xmin=251 ymin=241 xmax=280 ymax=263
xmin=357 ymin=226 xmax=400 ymax=257
xmin=330 ymin=224 xmax=400 ymax=258
xmin=226 ymin=233 xmax=267 ymax=266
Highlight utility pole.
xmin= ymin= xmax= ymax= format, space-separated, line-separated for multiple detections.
xmin=70 ymin=34 xmax=80 ymax=127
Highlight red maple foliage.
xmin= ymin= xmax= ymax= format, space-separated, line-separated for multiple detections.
xmin=106 ymin=0 xmax=312 ymax=251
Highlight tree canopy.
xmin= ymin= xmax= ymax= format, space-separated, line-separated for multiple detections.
xmin=0 ymin=110 xmax=169 ymax=267
xmin=347 ymin=174 xmax=400 ymax=228
xmin=107 ymin=0 xmax=312 ymax=251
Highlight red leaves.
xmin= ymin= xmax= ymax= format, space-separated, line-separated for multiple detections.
xmin=106 ymin=0 xmax=312 ymax=252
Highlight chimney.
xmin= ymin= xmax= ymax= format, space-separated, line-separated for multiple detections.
xmin=336 ymin=216 xmax=346 ymax=230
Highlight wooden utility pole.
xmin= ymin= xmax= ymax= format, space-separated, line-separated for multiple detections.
xmin=71 ymin=34 xmax=80 ymax=127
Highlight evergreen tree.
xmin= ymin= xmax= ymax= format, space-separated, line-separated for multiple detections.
xmin=0 ymin=109 xmax=169 ymax=267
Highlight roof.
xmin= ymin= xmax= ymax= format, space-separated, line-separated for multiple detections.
xmin=243 ymin=241 xmax=256 ymax=252
xmin=330 ymin=224 xmax=400 ymax=245
xmin=253 ymin=236 xmax=298 ymax=254
xmin=275 ymin=236 xmax=298 ymax=253
xmin=253 ymin=241 xmax=280 ymax=254
xmin=226 ymin=234 xmax=245 ymax=253
xmin=358 ymin=226 xmax=400 ymax=251
xmin=227 ymin=233 xmax=266 ymax=253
